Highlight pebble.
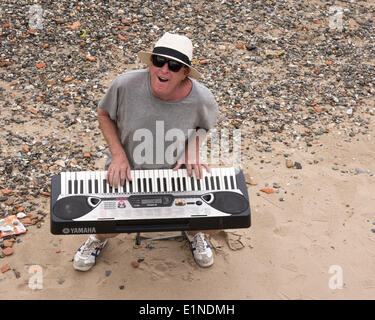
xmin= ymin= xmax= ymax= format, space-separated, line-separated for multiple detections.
xmin=260 ymin=188 xmax=275 ymax=194
xmin=131 ymin=261 xmax=140 ymax=268
xmin=105 ymin=270 xmax=111 ymax=277
xmin=2 ymin=248 xmax=14 ymax=256
xmin=1 ymin=264 xmax=11 ymax=273
xmin=16 ymin=212 xmax=27 ymax=219
xmin=286 ymin=160 xmax=294 ymax=168
xmin=355 ymin=168 xmax=367 ymax=174
xmin=294 ymin=162 xmax=302 ymax=170
xmin=244 ymin=174 xmax=257 ymax=185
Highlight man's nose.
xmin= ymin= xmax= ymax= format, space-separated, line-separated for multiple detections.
xmin=160 ymin=62 xmax=169 ymax=73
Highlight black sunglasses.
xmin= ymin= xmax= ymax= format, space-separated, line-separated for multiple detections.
xmin=151 ymin=55 xmax=184 ymax=72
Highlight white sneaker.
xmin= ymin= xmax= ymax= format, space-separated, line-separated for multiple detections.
xmin=185 ymin=232 xmax=214 ymax=267
xmin=73 ymin=235 xmax=108 ymax=271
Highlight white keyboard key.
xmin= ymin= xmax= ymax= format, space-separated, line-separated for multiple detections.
xmin=133 ymin=170 xmax=141 ymax=193
xmin=144 ymin=170 xmax=149 ymax=193
xmin=229 ymin=167 xmax=237 ymax=189
xmin=89 ymin=171 xmax=95 ymax=193
xmin=100 ymin=171 xmax=107 ymax=194
xmin=218 ymin=168 xmax=225 ymax=191
xmin=173 ymin=169 xmax=179 ymax=191
xmin=158 ymin=170 xmax=164 ymax=192
xmin=151 ymin=170 xmax=157 ymax=193
xmin=210 ymin=168 xmax=217 ymax=190
xmin=182 ymin=169 xmax=191 ymax=191
xmin=77 ymin=171 xmax=84 ymax=194
xmin=165 ymin=169 xmax=171 ymax=192
xmin=130 ymin=170 xmax=136 ymax=193
xmin=61 ymin=171 xmax=66 ymax=195
xmin=177 ymin=169 xmax=184 ymax=191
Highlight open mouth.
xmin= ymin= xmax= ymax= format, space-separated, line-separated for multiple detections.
xmin=158 ymin=76 xmax=168 ymax=83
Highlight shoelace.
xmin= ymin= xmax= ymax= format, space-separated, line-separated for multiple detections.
xmin=81 ymin=238 xmax=102 ymax=257
xmin=193 ymin=233 xmax=207 ymax=253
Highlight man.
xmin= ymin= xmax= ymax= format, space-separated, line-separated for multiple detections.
xmin=73 ymin=33 xmax=219 ymax=271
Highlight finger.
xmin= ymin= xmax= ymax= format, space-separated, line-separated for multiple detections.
xmin=106 ymin=167 xmax=111 ymax=184
xmin=107 ymin=167 xmax=113 ymax=187
xmin=126 ymin=166 xmax=132 ymax=181
xmin=201 ymin=163 xmax=210 ymax=173
xmin=112 ymin=169 xmax=119 ymax=188
xmin=193 ymin=164 xmax=200 ymax=180
xmin=120 ymin=168 xmax=126 ymax=187
xmin=173 ymin=162 xmax=181 ymax=171
xmin=186 ymin=163 xmax=192 ymax=177
xmin=197 ymin=164 xmax=203 ymax=180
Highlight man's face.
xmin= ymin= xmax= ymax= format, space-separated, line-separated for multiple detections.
xmin=149 ymin=56 xmax=190 ymax=100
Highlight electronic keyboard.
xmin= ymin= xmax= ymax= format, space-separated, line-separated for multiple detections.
xmin=50 ymin=167 xmax=251 ymax=235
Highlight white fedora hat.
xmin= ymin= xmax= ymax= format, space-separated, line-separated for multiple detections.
xmin=137 ymin=32 xmax=201 ymax=79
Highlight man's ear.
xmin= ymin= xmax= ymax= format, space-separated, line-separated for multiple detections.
xmin=184 ymin=66 xmax=190 ymax=76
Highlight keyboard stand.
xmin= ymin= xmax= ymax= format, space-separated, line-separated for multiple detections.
xmin=135 ymin=231 xmax=186 ymax=245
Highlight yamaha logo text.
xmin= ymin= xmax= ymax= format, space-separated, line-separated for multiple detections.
xmin=62 ymin=227 xmax=96 ymax=234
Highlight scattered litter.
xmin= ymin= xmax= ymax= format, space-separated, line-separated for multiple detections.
xmin=0 ymin=215 xmax=27 ymax=238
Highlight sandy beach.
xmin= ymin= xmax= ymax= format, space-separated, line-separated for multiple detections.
xmin=0 ymin=0 xmax=375 ymax=300
xmin=0 ymin=117 xmax=374 ymax=299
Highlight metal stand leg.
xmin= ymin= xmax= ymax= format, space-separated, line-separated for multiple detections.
xmin=135 ymin=231 xmax=185 ymax=245
xmin=135 ymin=232 xmax=141 ymax=245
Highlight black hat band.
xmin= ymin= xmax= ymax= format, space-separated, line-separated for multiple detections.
xmin=152 ymin=46 xmax=191 ymax=66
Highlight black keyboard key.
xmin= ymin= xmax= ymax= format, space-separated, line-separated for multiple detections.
xmin=74 ymin=180 xmax=78 ymax=194
xmin=95 ymin=179 xmax=99 ymax=193
xmin=129 ymin=181 xmax=133 ymax=193
xmin=157 ymin=178 xmax=161 ymax=192
xmin=205 ymin=177 xmax=210 ymax=189
xmin=216 ymin=176 xmax=220 ymax=190
xmin=143 ymin=178 xmax=147 ymax=192
xmin=224 ymin=176 xmax=229 ymax=189
xmin=171 ymin=178 xmax=176 ymax=192
xmin=210 ymin=176 xmax=215 ymax=190
xmin=230 ymin=176 xmax=235 ymax=189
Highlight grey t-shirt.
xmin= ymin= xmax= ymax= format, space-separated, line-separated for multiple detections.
xmin=98 ymin=69 xmax=218 ymax=170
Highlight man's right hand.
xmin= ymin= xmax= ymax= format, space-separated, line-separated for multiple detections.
xmin=106 ymin=153 xmax=132 ymax=188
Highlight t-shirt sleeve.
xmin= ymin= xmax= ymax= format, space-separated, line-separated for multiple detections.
xmin=98 ymin=76 xmax=123 ymax=121
xmin=197 ymin=89 xmax=219 ymax=131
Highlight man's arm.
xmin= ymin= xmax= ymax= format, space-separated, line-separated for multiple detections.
xmin=98 ymin=108 xmax=131 ymax=187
